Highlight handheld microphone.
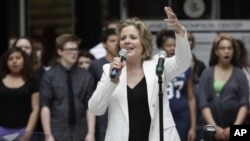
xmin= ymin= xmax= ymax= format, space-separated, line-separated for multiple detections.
xmin=110 ymin=49 xmax=128 ymax=78
xmin=156 ymin=50 xmax=167 ymax=77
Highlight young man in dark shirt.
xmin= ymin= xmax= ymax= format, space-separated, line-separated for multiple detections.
xmin=40 ymin=33 xmax=95 ymax=141
xmin=88 ymin=28 xmax=118 ymax=141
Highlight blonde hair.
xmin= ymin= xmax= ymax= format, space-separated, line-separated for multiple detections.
xmin=116 ymin=17 xmax=153 ymax=60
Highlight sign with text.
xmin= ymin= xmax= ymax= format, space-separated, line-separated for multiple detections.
xmin=143 ymin=20 xmax=250 ymax=32
xmin=146 ymin=20 xmax=250 ymax=67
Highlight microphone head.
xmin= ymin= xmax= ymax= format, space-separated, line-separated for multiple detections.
xmin=158 ymin=50 xmax=167 ymax=58
xmin=119 ymin=48 xmax=128 ymax=57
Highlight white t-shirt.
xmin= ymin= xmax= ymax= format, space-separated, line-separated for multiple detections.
xmin=89 ymin=42 xmax=107 ymax=59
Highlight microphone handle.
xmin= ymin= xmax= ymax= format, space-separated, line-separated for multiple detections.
xmin=110 ymin=68 xmax=118 ymax=78
xmin=110 ymin=56 xmax=125 ymax=79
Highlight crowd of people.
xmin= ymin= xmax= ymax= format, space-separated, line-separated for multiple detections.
xmin=0 ymin=5 xmax=250 ymax=141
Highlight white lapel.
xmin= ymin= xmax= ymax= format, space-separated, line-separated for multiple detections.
xmin=116 ymin=65 xmax=129 ymax=123
xmin=116 ymin=61 xmax=157 ymax=124
xmin=143 ymin=61 xmax=156 ymax=106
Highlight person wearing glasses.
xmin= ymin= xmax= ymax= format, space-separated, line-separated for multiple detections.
xmin=89 ymin=6 xmax=192 ymax=141
xmin=198 ymin=33 xmax=249 ymax=140
xmin=40 ymin=33 xmax=96 ymax=141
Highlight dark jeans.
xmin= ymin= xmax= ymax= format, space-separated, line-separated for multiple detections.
xmin=95 ymin=124 xmax=107 ymax=141
xmin=196 ymin=126 xmax=205 ymax=141
xmin=203 ymin=133 xmax=216 ymax=141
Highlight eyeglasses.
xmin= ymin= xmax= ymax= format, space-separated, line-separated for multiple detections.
xmin=217 ymin=46 xmax=233 ymax=51
xmin=16 ymin=46 xmax=32 ymax=50
xmin=62 ymin=48 xmax=79 ymax=53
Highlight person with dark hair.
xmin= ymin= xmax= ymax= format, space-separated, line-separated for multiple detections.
xmin=198 ymin=33 xmax=249 ymax=141
xmin=156 ymin=29 xmax=196 ymax=141
xmin=235 ymin=38 xmax=250 ymax=122
xmin=32 ymin=38 xmax=44 ymax=63
xmin=12 ymin=37 xmax=42 ymax=73
xmin=89 ymin=19 xmax=119 ymax=59
xmin=155 ymin=29 xmax=175 ymax=53
xmin=235 ymin=38 xmax=250 ymax=81
xmin=187 ymin=32 xmax=206 ymax=79
xmin=12 ymin=37 xmax=45 ymax=86
xmin=187 ymin=31 xmax=206 ymax=141
xmin=77 ymin=50 xmax=95 ymax=70
xmin=89 ymin=6 xmax=192 ymax=141
xmin=88 ymin=28 xmax=118 ymax=141
xmin=40 ymin=33 xmax=96 ymax=141
xmin=13 ymin=36 xmax=48 ymax=134
xmin=0 ymin=48 xmax=39 ymax=140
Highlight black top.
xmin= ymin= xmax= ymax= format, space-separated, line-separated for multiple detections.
xmin=88 ymin=57 xmax=109 ymax=87
xmin=192 ymin=54 xmax=206 ymax=83
xmin=127 ymin=76 xmax=151 ymax=141
xmin=0 ymin=79 xmax=38 ymax=128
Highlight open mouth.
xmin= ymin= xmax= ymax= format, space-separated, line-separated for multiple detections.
xmin=125 ymin=47 xmax=133 ymax=52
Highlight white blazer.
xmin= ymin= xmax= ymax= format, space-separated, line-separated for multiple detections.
xmin=89 ymin=32 xmax=192 ymax=141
